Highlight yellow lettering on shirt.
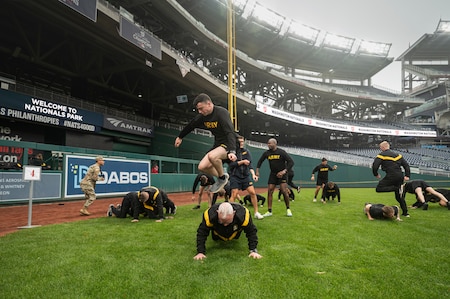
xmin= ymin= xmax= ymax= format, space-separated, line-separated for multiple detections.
xmin=204 ymin=121 xmax=218 ymax=129
xmin=268 ymin=155 xmax=281 ymax=160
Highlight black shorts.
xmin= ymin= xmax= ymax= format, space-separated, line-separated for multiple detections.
xmin=230 ymin=176 xmax=253 ymax=190
xmin=268 ymin=172 xmax=287 ymax=185
xmin=408 ymin=180 xmax=430 ymax=193
xmin=316 ymin=179 xmax=327 ymax=186
xmin=208 ymin=144 xmax=230 ymax=161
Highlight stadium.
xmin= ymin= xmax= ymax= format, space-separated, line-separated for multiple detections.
xmin=1 ymin=1 xmax=450 ymax=298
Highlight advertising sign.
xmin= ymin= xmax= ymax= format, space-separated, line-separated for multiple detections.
xmin=103 ymin=116 xmax=154 ymax=137
xmin=65 ymin=155 xmax=151 ymax=198
xmin=0 ymin=89 xmax=103 ymax=132
xmin=256 ymin=101 xmax=438 ymax=137
xmin=59 ymin=0 xmax=98 ymax=22
xmin=119 ymin=16 xmax=162 ymax=60
xmin=0 ymin=172 xmax=61 ymax=203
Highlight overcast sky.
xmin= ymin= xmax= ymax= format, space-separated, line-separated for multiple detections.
xmin=256 ymin=0 xmax=450 ymax=92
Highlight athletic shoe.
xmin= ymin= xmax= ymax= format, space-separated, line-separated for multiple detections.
xmin=80 ymin=208 xmax=90 ymax=216
xmin=254 ymin=212 xmax=264 ymax=220
xmin=403 ymin=213 xmax=410 ymax=218
xmin=313 ymin=198 xmax=317 ymax=202
xmin=172 ymin=205 xmax=177 ymax=215
xmin=210 ymin=173 xmax=229 ymax=193
xmin=131 ymin=219 xmax=139 ymax=223
xmin=107 ymin=204 xmax=114 ymax=217
xmin=286 ymin=209 xmax=292 ymax=217
xmin=321 ymin=199 xmax=326 ymax=204
xmin=297 ymin=186 xmax=301 ymax=193
xmin=192 ymin=205 xmax=201 ymax=210
xmin=260 ymin=204 xmax=264 ymax=208
xmin=263 ymin=211 xmax=272 ymax=217
xmin=422 ymin=203 xmax=429 ymax=210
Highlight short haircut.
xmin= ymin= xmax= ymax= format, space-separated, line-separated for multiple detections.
xmin=268 ymin=138 xmax=277 ymax=145
xmin=321 ymin=157 xmax=327 ymax=162
xmin=379 ymin=141 xmax=390 ymax=150
xmin=382 ymin=206 xmax=395 ymax=219
xmin=96 ymin=155 xmax=104 ymax=161
xmin=217 ymin=202 xmax=234 ymax=218
xmin=139 ymin=192 xmax=149 ymax=203
xmin=193 ymin=93 xmax=212 ymax=107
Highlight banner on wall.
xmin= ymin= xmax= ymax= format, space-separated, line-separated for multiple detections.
xmin=119 ymin=16 xmax=162 ymax=60
xmin=256 ymin=101 xmax=438 ymax=137
xmin=64 ymin=155 xmax=151 ymax=198
xmin=0 ymin=172 xmax=61 ymax=203
xmin=103 ymin=115 xmax=154 ymax=137
xmin=59 ymin=0 xmax=98 ymax=22
xmin=0 ymin=89 xmax=103 ymax=132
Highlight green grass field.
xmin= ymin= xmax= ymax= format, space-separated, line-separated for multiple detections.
xmin=1 ymin=188 xmax=449 ymax=299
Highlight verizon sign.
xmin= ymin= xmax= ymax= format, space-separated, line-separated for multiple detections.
xmin=103 ymin=116 xmax=153 ymax=137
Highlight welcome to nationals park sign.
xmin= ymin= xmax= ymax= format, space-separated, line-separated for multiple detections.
xmin=0 ymin=89 xmax=103 ymax=132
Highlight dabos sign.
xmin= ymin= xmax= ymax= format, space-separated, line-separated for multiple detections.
xmin=64 ymin=155 xmax=150 ymax=198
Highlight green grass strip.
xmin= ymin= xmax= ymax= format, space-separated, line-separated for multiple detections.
xmin=1 ymin=188 xmax=449 ymax=299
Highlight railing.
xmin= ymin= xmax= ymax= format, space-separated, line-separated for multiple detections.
xmin=246 ymin=140 xmax=450 ymax=177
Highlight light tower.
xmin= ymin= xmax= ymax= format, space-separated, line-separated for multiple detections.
xmin=227 ymin=0 xmax=238 ymax=131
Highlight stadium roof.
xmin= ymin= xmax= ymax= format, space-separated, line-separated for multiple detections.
xmin=397 ymin=20 xmax=450 ymax=61
xmin=169 ymin=0 xmax=394 ymax=81
xmin=0 ymin=0 xmax=433 ymax=141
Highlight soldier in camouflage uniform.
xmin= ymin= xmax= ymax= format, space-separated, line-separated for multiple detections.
xmin=80 ymin=156 xmax=105 ymax=216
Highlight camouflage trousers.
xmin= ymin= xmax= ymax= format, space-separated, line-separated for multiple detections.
xmin=81 ymin=183 xmax=96 ymax=207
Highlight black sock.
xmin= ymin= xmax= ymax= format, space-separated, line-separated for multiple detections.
xmin=268 ymin=209 xmax=272 ymax=213
xmin=219 ymin=175 xmax=225 ymax=180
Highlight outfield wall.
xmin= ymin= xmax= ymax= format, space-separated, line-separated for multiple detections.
xmin=1 ymin=133 xmax=449 ymax=204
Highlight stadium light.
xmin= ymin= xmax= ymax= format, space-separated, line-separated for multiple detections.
xmin=233 ymin=0 xmax=256 ymax=19
xmin=251 ymin=2 xmax=285 ymax=30
xmin=436 ymin=20 xmax=450 ymax=32
xmin=322 ymin=32 xmax=354 ymax=52
xmin=357 ymin=40 xmax=391 ymax=57
xmin=287 ymin=20 xmax=320 ymax=44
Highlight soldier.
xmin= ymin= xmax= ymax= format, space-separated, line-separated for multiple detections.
xmin=79 ymin=156 xmax=105 ymax=216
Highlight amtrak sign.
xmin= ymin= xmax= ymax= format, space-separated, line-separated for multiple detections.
xmin=103 ymin=116 xmax=154 ymax=137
